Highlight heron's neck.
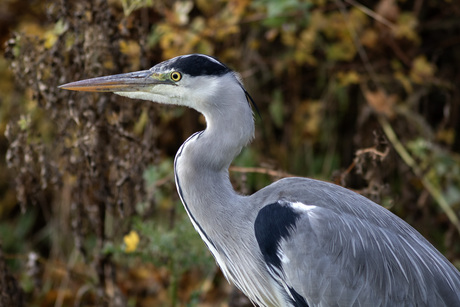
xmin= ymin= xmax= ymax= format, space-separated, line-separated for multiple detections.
xmin=173 ymin=97 xmax=275 ymax=305
xmin=174 ymin=94 xmax=254 ymax=238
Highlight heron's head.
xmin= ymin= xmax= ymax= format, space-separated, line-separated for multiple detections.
xmin=60 ymin=54 xmax=256 ymax=115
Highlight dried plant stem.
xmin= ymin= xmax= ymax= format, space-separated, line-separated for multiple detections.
xmin=378 ymin=115 xmax=460 ymax=235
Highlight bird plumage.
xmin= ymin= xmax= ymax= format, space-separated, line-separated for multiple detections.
xmin=60 ymin=54 xmax=460 ymax=307
xmin=252 ymin=178 xmax=460 ymax=306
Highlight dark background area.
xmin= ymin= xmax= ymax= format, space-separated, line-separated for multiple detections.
xmin=0 ymin=0 xmax=459 ymax=306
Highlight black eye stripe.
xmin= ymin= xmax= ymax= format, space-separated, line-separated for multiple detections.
xmin=152 ymin=54 xmax=231 ymax=77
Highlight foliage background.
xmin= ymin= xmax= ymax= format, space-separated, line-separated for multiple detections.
xmin=1 ymin=0 xmax=460 ymax=306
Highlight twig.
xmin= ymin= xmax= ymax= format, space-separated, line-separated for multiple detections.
xmin=355 ymin=146 xmax=390 ymax=158
xmin=338 ymin=146 xmax=389 ymax=185
xmin=229 ymin=166 xmax=295 ymax=178
xmin=344 ymin=0 xmax=397 ymax=31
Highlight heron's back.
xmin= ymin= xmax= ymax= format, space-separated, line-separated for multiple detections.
xmin=251 ymin=177 xmax=460 ymax=306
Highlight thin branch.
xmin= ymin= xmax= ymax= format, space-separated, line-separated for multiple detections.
xmin=229 ymin=166 xmax=295 ymax=178
xmin=344 ymin=0 xmax=397 ymax=31
xmin=337 ymin=146 xmax=389 ymax=185
xmin=355 ymin=146 xmax=390 ymax=158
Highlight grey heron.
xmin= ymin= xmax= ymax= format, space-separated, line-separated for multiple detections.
xmin=60 ymin=54 xmax=460 ymax=307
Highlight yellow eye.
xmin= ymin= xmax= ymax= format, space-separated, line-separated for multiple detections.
xmin=171 ymin=71 xmax=182 ymax=82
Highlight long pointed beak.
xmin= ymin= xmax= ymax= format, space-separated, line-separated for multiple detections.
xmin=59 ymin=70 xmax=171 ymax=92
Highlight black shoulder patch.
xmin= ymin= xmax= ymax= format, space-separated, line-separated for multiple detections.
xmin=254 ymin=200 xmax=301 ymax=270
xmin=154 ymin=54 xmax=232 ymax=77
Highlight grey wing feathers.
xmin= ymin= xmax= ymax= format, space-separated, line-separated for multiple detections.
xmin=253 ymin=177 xmax=460 ymax=307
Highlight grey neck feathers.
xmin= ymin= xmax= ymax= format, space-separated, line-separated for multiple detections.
xmin=174 ymin=83 xmax=254 ymax=234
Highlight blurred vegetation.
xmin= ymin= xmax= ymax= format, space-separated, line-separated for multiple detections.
xmin=1 ymin=0 xmax=460 ymax=306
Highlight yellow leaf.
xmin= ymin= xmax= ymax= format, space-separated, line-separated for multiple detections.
xmin=304 ymin=101 xmax=322 ymax=138
xmin=124 ymin=230 xmax=140 ymax=253
xmin=394 ymin=71 xmax=413 ymax=94
xmin=326 ymin=40 xmax=356 ymax=62
xmin=295 ymin=28 xmax=317 ymax=65
xmin=18 ymin=115 xmax=31 ymax=131
xmin=119 ymin=40 xmax=140 ymax=70
xmin=195 ymin=0 xmax=219 ymax=16
xmin=337 ymin=71 xmax=360 ymax=86
xmin=410 ymin=56 xmax=436 ymax=84
xmin=292 ymin=100 xmax=323 ymax=143
xmin=436 ymin=129 xmax=455 ymax=145
xmin=393 ymin=13 xmax=419 ymax=43
xmin=119 ymin=40 xmax=140 ymax=57
xmin=360 ymin=29 xmax=378 ymax=49
xmin=44 ymin=32 xmax=58 ymax=49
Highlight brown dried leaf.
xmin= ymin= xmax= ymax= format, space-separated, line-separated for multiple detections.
xmin=363 ymin=88 xmax=397 ymax=118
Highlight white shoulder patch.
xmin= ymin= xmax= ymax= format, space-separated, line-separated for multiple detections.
xmin=290 ymin=201 xmax=316 ymax=212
